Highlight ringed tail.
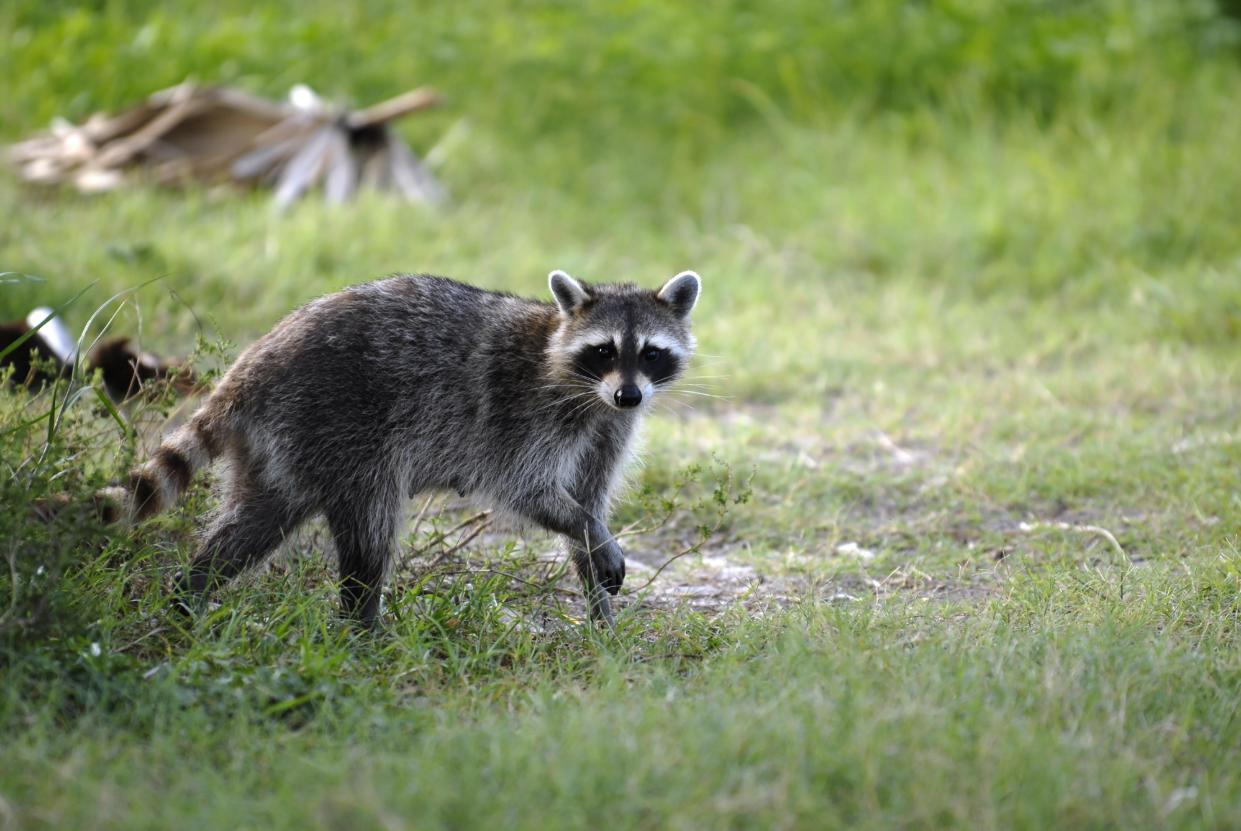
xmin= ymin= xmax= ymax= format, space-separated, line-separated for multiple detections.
xmin=125 ymin=411 xmax=220 ymax=522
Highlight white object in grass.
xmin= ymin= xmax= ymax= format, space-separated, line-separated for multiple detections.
xmin=25 ymin=307 xmax=78 ymax=364
xmin=836 ymin=541 xmax=875 ymax=562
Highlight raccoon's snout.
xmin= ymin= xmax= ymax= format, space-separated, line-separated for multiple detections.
xmin=614 ymin=384 xmax=643 ymax=408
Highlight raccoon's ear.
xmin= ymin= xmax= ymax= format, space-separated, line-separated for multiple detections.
xmin=549 ymin=270 xmax=591 ymax=315
xmin=657 ymin=271 xmax=701 ymax=319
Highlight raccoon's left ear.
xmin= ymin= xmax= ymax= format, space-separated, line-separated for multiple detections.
xmin=549 ymin=270 xmax=592 ymax=316
xmin=657 ymin=271 xmax=701 ymax=319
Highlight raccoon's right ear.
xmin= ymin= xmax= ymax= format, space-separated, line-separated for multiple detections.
xmin=549 ymin=270 xmax=592 ymax=315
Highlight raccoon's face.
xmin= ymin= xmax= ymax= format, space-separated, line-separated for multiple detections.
xmin=547 ymin=269 xmax=700 ymax=412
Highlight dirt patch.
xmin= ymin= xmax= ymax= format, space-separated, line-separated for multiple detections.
xmin=208 ymin=402 xmax=1084 ymax=620
xmin=371 ymin=496 xmax=1002 ymax=625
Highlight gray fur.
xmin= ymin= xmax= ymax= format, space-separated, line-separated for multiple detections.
xmin=129 ymin=271 xmax=701 ymax=627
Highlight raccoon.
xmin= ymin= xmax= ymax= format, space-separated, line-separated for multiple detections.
xmin=125 ymin=269 xmax=701 ymax=627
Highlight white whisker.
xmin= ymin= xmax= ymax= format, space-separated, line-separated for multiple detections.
xmin=667 ymin=389 xmax=730 ymax=401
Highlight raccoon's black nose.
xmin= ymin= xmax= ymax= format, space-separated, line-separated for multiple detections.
xmin=614 ymin=385 xmax=643 ymax=408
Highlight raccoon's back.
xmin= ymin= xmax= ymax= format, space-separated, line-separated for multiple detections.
xmin=211 ymin=274 xmax=556 ymax=463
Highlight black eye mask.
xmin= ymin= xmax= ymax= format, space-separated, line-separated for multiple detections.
xmin=641 ymin=347 xmax=680 ymax=385
xmin=573 ymin=343 xmax=617 ymax=381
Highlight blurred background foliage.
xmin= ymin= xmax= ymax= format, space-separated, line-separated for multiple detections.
xmin=5 ymin=1 xmax=1239 ymax=141
xmin=2 ymin=1 xmax=1240 ymax=351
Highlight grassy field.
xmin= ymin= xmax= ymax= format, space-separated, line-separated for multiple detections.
xmin=3 ymin=2 xmax=1241 ymax=828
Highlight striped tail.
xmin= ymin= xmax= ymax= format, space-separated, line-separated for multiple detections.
xmin=127 ymin=415 xmax=219 ymax=522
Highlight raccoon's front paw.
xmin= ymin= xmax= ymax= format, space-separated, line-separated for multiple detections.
xmin=594 ymin=541 xmax=626 ymax=596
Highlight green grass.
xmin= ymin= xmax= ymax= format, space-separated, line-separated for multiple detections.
xmin=6 ymin=565 xmax=1241 ymax=829
xmin=3 ymin=1 xmax=1241 ymax=828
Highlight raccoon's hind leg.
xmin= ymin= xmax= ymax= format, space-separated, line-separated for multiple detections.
xmin=325 ymin=485 xmax=402 ymax=628
xmin=175 ymin=479 xmax=310 ymax=611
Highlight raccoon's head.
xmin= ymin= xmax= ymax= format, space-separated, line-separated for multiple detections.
xmin=546 ymin=269 xmax=700 ymax=412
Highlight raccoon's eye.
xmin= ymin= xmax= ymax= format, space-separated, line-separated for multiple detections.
xmin=642 ymin=346 xmax=665 ymax=363
xmin=594 ymin=344 xmax=616 ymax=359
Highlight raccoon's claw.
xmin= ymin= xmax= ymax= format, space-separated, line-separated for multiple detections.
xmin=170 ymin=569 xmax=205 ymax=618
xmin=605 ymin=563 xmax=624 ymax=595
xmin=170 ymin=569 xmax=192 ymax=612
xmin=595 ymin=542 xmax=626 ymax=596
xmin=585 ymin=585 xmax=617 ymax=628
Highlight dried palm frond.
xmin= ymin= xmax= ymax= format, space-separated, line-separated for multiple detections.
xmin=5 ymin=82 xmax=444 ymax=208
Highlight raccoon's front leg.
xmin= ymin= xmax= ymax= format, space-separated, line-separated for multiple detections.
xmin=571 ymin=528 xmax=626 ymax=628
xmin=568 ymin=446 xmax=630 ymax=625
xmin=518 ymin=488 xmax=624 ymax=626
